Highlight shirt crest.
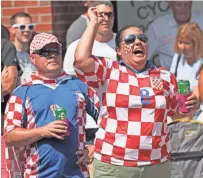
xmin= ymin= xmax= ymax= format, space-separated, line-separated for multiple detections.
xmin=150 ymin=76 xmax=163 ymax=90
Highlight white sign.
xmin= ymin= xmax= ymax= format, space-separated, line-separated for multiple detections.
xmin=117 ymin=1 xmax=203 ymax=32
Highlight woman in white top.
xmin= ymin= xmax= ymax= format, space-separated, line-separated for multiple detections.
xmin=170 ymin=22 xmax=203 ymax=120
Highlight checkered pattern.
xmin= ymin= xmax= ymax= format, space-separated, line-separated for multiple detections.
xmin=30 ymin=32 xmax=61 ymax=54
xmin=4 ymin=95 xmax=39 ymax=177
xmin=76 ymin=56 xmax=178 ymax=166
xmin=75 ymin=91 xmax=89 ymax=177
xmin=4 ymin=71 xmax=98 ymax=177
xmin=75 ymin=88 xmax=99 ymax=177
xmin=150 ymin=76 xmax=163 ymax=90
xmin=22 ymin=71 xmax=71 ymax=86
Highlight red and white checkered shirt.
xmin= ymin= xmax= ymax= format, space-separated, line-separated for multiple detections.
xmin=76 ymin=56 xmax=178 ymax=167
xmin=4 ymin=71 xmax=99 ymax=178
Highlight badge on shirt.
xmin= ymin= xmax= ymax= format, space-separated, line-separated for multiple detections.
xmin=50 ymin=104 xmax=60 ymax=117
xmin=150 ymin=76 xmax=163 ymax=90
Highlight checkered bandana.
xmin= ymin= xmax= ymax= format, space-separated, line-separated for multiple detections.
xmin=30 ymin=33 xmax=61 ymax=54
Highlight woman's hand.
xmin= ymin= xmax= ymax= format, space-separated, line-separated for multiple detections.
xmin=88 ymin=7 xmax=105 ymax=25
xmin=182 ymin=93 xmax=200 ymax=117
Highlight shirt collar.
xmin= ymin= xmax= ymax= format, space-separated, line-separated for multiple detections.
xmin=119 ymin=60 xmax=157 ymax=74
xmin=23 ymin=70 xmax=72 ymax=86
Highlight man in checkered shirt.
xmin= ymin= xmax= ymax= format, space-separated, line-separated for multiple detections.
xmin=74 ymin=7 xmax=200 ymax=178
xmin=3 ymin=33 xmax=100 ymax=178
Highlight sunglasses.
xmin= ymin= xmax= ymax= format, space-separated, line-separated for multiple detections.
xmin=33 ymin=48 xmax=62 ymax=58
xmin=121 ymin=34 xmax=148 ymax=45
xmin=12 ymin=24 xmax=35 ymax=31
xmin=100 ymin=12 xmax=114 ymax=18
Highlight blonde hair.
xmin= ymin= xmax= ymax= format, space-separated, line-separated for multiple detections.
xmin=174 ymin=22 xmax=203 ymax=60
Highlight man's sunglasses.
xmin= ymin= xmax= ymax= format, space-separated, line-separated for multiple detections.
xmin=120 ymin=34 xmax=148 ymax=45
xmin=100 ymin=12 xmax=114 ymax=18
xmin=12 ymin=24 xmax=35 ymax=31
xmin=33 ymin=48 xmax=62 ymax=58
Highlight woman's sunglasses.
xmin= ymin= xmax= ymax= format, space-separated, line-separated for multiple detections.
xmin=33 ymin=48 xmax=62 ymax=58
xmin=12 ymin=24 xmax=35 ymax=31
xmin=121 ymin=34 xmax=148 ymax=45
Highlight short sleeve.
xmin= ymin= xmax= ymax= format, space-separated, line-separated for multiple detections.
xmin=3 ymin=95 xmax=25 ymax=135
xmin=75 ymin=56 xmax=110 ymax=90
xmin=63 ymin=41 xmax=78 ymax=75
xmin=1 ymin=39 xmax=17 ymax=68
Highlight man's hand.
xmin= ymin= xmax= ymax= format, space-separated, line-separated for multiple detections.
xmin=40 ymin=120 xmax=68 ymax=140
xmin=88 ymin=7 xmax=105 ymax=25
xmin=76 ymin=148 xmax=89 ymax=165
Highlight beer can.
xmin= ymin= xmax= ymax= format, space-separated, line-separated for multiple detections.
xmin=55 ymin=107 xmax=67 ymax=120
xmin=177 ymin=80 xmax=191 ymax=113
xmin=178 ymin=80 xmax=190 ymax=94
xmin=54 ymin=107 xmax=69 ymax=136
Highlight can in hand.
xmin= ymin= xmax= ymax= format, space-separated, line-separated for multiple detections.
xmin=54 ymin=107 xmax=69 ymax=136
xmin=177 ymin=80 xmax=191 ymax=113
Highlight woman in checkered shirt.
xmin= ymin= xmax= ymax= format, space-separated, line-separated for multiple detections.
xmin=74 ymin=7 xmax=200 ymax=178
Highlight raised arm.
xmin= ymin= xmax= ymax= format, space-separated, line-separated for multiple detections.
xmin=74 ymin=7 xmax=105 ymax=73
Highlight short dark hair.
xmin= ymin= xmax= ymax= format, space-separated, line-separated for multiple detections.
xmin=115 ymin=25 xmax=141 ymax=48
xmin=10 ymin=12 xmax=32 ymax=25
xmin=115 ymin=25 xmax=143 ymax=61
xmin=89 ymin=0 xmax=113 ymax=11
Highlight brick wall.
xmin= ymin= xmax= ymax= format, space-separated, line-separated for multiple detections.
xmin=2 ymin=0 xmax=53 ymax=32
xmin=51 ymin=1 xmax=85 ymax=55
xmin=1 ymin=0 xmax=84 ymax=56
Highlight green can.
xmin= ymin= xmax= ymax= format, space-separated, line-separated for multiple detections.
xmin=178 ymin=80 xmax=190 ymax=94
xmin=55 ymin=107 xmax=67 ymax=120
xmin=54 ymin=107 xmax=69 ymax=136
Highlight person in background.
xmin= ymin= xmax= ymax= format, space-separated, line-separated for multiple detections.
xmin=74 ymin=7 xmax=199 ymax=178
xmin=64 ymin=2 xmax=116 ymax=176
xmin=147 ymin=1 xmax=203 ymax=70
xmin=66 ymin=0 xmax=91 ymax=48
xmin=170 ymin=22 xmax=203 ymax=92
xmin=64 ymin=0 xmax=116 ymax=76
xmin=10 ymin=12 xmax=36 ymax=83
xmin=3 ymin=33 xmax=99 ymax=178
xmin=1 ymin=24 xmax=18 ymax=178
xmin=170 ymin=22 xmax=203 ymax=120
xmin=1 ymin=25 xmax=18 ymax=134
xmin=64 ymin=0 xmax=116 ymax=151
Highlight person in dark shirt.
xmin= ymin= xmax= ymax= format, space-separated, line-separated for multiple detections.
xmin=1 ymin=25 xmax=18 ymax=135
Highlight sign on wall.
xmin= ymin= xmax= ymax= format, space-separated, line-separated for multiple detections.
xmin=117 ymin=1 xmax=203 ymax=32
